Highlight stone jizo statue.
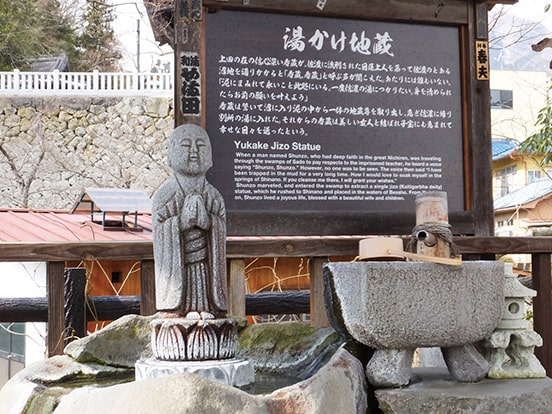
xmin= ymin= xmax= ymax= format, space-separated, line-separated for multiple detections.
xmin=150 ymin=124 xmax=237 ymax=361
xmin=153 ymin=124 xmax=227 ymax=320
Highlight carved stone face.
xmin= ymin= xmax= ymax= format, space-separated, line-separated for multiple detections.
xmin=168 ymin=124 xmax=213 ymax=175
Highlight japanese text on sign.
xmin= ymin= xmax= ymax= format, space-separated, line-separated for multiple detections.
xmin=205 ymin=11 xmax=464 ymax=213
xmin=180 ymin=52 xmax=201 ymax=116
xmin=283 ymin=26 xmax=394 ymax=56
xmin=475 ymin=41 xmax=489 ymax=81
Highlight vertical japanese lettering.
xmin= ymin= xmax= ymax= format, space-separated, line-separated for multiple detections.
xmin=475 ymin=41 xmax=489 ymax=81
xmin=180 ymin=52 xmax=201 ymax=116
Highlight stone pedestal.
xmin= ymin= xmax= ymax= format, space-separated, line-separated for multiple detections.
xmin=143 ymin=316 xmax=254 ymax=387
xmin=135 ymin=357 xmax=255 ymax=388
xmin=375 ymin=368 xmax=552 ymax=414
xmin=151 ymin=317 xmax=238 ymax=361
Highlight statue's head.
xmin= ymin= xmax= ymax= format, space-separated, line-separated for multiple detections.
xmin=168 ymin=124 xmax=213 ymax=176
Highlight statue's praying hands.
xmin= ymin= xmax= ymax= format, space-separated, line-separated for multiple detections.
xmin=181 ymin=194 xmax=210 ymax=230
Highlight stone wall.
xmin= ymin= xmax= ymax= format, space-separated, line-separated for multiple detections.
xmin=0 ymin=96 xmax=174 ymax=209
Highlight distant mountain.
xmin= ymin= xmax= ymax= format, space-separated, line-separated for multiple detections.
xmin=489 ymin=11 xmax=552 ymax=72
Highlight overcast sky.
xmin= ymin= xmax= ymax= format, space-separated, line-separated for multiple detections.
xmin=109 ymin=0 xmax=173 ymax=72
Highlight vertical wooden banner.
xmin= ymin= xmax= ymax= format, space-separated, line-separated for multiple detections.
xmin=174 ymin=0 xmax=204 ymax=128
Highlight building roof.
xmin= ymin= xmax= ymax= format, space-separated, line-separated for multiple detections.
xmin=72 ymin=188 xmax=152 ymax=214
xmin=494 ymin=179 xmax=552 ymax=211
xmin=492 ymin=139 xmax=518 ymax=161
xmin=0 ymin=208 xmax=152 ymax=243
xmin=29 ymin=53 xmax=70 ymax=72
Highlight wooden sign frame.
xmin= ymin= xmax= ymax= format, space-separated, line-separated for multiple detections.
xmin=173 ymin=0 xmax=500 ymax=237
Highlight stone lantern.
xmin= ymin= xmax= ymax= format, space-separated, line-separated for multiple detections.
xmin=484 ymin=263 xmax=546 ymax=379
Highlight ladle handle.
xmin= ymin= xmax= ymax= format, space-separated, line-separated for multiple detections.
xmin=386 ymin=250 xmax=462 ymax=266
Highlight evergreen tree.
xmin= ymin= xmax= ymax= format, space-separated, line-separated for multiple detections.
xmin=0 ymin=0 xmax=121 ymax=71
xmin=0 ymin=0 xmax=42 ymax=70
xmin=75 ymin=0 xmax=122 ymax=72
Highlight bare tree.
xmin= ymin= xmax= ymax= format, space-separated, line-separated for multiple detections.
xmin=0 ymin=119 xmax=46 ymax=208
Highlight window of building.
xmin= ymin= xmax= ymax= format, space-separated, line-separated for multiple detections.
xmin=0 ymin=323 xmax=25 ymax=358
xmin=495 ymin=164 xmax=518 ymax=197
xmin=528 ymin=170 xmax=543 ymax=183
xmin=0 ymin=323 xmax=25 ymax=387
xmin=491 ymin=89 xmax=513 ymax=109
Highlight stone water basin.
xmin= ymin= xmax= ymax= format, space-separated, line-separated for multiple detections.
xmin=324 ymin=261 xmax=505 ymax=349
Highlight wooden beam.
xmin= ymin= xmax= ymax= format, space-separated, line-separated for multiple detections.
xmin=0 ymin=241 xmax=153 ymax=262
xmin=0 ymin=293 xmax=308 ymax=322
xmin=2 ymin=237 xmax=552 ymax=263
xmin=245 ymin=292 xmax=310 ymax=315
xmin=0 ymin=297 xmax=48 ymax=322
xmin=203 ymin=0 xmax=469 ymax=24
xmin=0 ymin=296 xmax=140 ymax=323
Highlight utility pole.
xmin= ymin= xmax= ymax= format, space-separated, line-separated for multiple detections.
xmin=136 ymin=19 xmax=141 ymax=73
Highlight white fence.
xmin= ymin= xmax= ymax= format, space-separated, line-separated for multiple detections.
xmin=0 ymin=70 xmax=173 ymax=96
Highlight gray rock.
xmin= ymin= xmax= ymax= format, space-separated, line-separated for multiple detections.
xmin=64 ymin=314 xmax=154 ymax=367
xmin=52 ymin=347 xmax=367 ymax=414
xmin=0 ymin=318 xmax=354 ymax=414
xmin=0 ymin=355 xmax=131 ymax=413
xmin=376 ymin=368 xmax=552 ymax=414
xmin=237 ymin=322 xmax=341 ymax=378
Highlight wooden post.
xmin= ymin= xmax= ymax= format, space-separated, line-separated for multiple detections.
xmin=47 ymin=261 xmax=66 ymax=356
xmin=414 ymin=191 xmax=451 ymax=258
xmin=140 ymin=259 xmax=156 ymax=316
xmin=532 ymin=252 xmax=552 ymax=375
xmin=228 ymin=259 xmax=246 ymax=318
xmin=64 ymin=268 xmax=87 ymax=345
xmin=467 ymin=3 xmax=494 ymax=237
xmin=174 ymin=0 xmax=204 ymax=128
xmin=310 ymin=257 xmax=329 ymax=327
xmin=415 ymin=192 xmax=450 ymax=366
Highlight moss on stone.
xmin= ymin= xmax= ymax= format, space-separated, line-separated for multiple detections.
xmin=238 ymin=322 xmax=322 ymax=355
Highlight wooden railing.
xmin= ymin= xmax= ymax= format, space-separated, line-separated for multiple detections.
xmin=1 ymin=236 xmax=551 ymax=374
xmin=0 ymin=70 xmax=173 ymax=96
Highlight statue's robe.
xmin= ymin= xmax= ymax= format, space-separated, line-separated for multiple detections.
xmin=153 ymin=176 xmax=227 ymax=317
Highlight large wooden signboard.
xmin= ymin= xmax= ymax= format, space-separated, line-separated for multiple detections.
xmin=205 ymin=11 xmax=464 ymax=216
xmin=174 ymin=1 xmax=496 ymax=236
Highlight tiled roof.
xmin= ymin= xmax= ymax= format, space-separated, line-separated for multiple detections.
xmin=0 ymin=209 xmax=152 ymax=243
xmin=494 ymin=179 xmax=552 ymax=210
xmin=492 ymin=139 xmax=518 ymax=161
